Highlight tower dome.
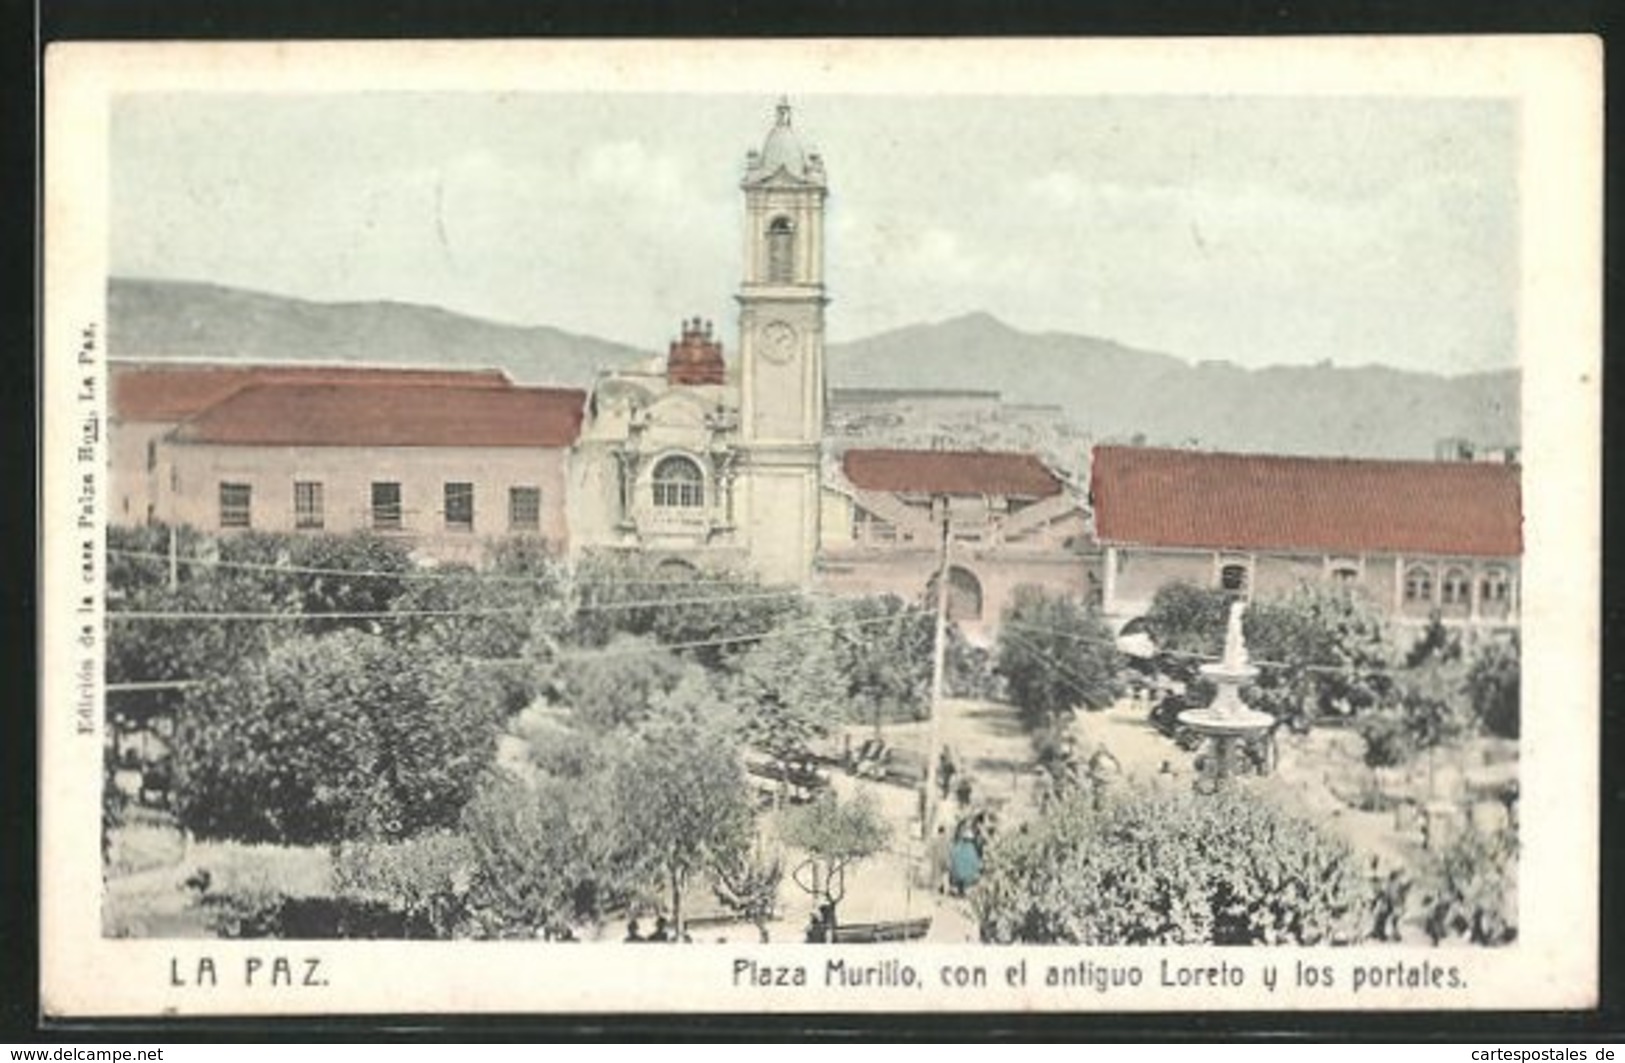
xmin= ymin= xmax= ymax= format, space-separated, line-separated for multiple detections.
xmin=760 ymin=99 xmax=806 ymax=175
xmin=744 ymin=98 xmax=825 ymax=186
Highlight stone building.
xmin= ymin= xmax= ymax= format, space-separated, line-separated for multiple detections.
xmin=1089 ymin=445 xmax=1522 ymax=629
xmin=108 ymin=361 xmax=513 ymax=530
xmin=111 ymin=361 xmax=583 ymax=563
xmin=816 ymin=448 xmax=1092 ymax=641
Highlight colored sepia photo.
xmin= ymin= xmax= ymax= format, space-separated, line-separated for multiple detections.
xmin=42 ymin=38 xmax=1600 ymax=1014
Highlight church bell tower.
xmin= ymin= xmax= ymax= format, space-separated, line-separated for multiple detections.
xmin=737 ymin=98 xmax=827 ymax=586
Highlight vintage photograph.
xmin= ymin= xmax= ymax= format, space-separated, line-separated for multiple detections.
xmin=42 ymin=38 xmax=1599 ymax=1014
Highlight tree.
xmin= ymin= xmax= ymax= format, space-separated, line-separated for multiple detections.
xmin=1466 ymin=633 xmax=1520 ymax=740
xmin=393 ymin=538 xmax=561 ymax=657
xmin=730 ymin=618 xmax=846 ymax=796
xmin=1357 ymin=628 xmax=1479 ymax=768
xmin=995 ymin=585 xmax=1123 ymax=726
xmin=556 ymin=635 xmax=689 ymax=733
xmin=456 ymin=771 xmax=648 ymax=937
xmin=1142 ymin=581 xmax=1231 ymax=675
xmin=106 ymin=528 xmax=430 ymax=719
xmin=825 ymin=595 xmax=933 ymax=729
xmin=1405 ymin=614 xmax=1464 ymax=668
xmin=262 ymin=531 xmax=416 ymax=629
xmin=779 ymin=790 xmax=891 ymax=932
xmin=105 ymin=526 xmax=290 ymax=698
xmin=568 ymin=553 xmax=806 ymax=668
xmin=1242 ymin=583 xmax=1396 ymax=728
xmin=973 ymin=785 xmax=1371 ymax=946
xmin=171 ymin=631 xmax=505 ymax=845
xmin=711 ymin=849 xmax=784 ymax=944
xmin=612 ymin=721 xmax=754 ymax=941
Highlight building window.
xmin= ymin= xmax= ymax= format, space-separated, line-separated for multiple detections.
xmin=294 ymin=481 xmax=324 ymax=530
xmin=1441 ymin=567 xmax=1471 ymax=607
xmin=652 ymin=455 xmax=704 ymax=508
xmin=1404 ymin=565 xmax=1434 ymax=603
xmin=372 ymin=482 xmax=402 ymax=531
xmin=445 ymin=482 xmax=474 ymax=531
xmin=219 ymin=482 xmax=252 ymax=529
xmin=1481 ymin=567 xmax=1511 ymax=604
xmin=1330 ymin=565 xmax=1360 ymax=584
xmin=509 ymin=486 xmax=541 ymax=531
xmin=146 ymin=439 xmax=158 ymax=471
xmin=767 ymin=216 xmax=795 ymax=283
xmin=851 ymin=506 xmax=896 ymax=545
xmin=1219 ymin=563 xmax=1249 ymax=594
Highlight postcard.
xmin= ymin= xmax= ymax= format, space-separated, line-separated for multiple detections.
xmin=41 ymin=36 xmax=1600 ymax=1016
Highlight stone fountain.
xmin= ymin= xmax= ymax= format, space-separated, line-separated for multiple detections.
xmin=1178 ymin=600 xmax=1276 ymax=788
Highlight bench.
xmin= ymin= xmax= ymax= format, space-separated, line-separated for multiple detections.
xmin=745 ymin=760 xmax=829 ymax=804
xmin=829 ymin=917 xmax=932 ymax=944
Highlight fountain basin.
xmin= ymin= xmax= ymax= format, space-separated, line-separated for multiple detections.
xmin=1177 ymin=706 xmax=1276 ymax=736
xmin=1199 ymin=662 xmax=1259 ymax=683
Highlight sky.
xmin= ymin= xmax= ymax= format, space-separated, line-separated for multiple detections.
xmin=110 ymin=92 xmax=1519 ymax=374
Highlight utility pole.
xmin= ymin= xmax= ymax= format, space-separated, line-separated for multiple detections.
xmin=923 ymin=505 xmax=951 ymax=839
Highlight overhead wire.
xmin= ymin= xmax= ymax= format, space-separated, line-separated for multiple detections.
xmin=105 ymin=599 xmax=929 ymax=690
xmin=105 ymin=546 xmax=773 ymax=589
xmin=1002 ymin=618 xmax=1410 ymax=679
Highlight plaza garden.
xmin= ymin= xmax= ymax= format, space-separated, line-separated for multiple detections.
xmin=103 ymin=526 xmax=1519 ymax=947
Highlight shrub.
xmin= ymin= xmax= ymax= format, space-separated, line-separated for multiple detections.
xmin=1419 ymin=826 xmax=1518 ymax=946
xmin=973 ymin=785 xmax=1371 ymax=946
xmin=333 ymin=832 xmax=477 ymax=939
xmin=556 ymin=635 xmax=688 ymax=733
xmin=1357 ymin=709 xmax=1418 ymax=769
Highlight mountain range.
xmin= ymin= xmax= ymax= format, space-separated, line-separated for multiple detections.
xmin=107 ymin=277 xmax=1518 ymax=461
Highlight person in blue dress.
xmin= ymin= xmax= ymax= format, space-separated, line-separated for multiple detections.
xmin=948 ymin=831 xmax=983 ymax=896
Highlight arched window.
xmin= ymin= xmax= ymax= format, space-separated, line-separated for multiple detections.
xmin=767 ymin=216 xmax=795 ymax=283
xmin=1441 ymin=567 xmax=1471 ymax=607
xmin=1219 ymin=563 xmax=1249 ymax=595
xmin=1479 ymin=566 xmax=1513 ymax=618
xmin=1404 ymin=565 xmax=1434 ymax=603
xmin=651 ymin=455 xmax=704 ymax=508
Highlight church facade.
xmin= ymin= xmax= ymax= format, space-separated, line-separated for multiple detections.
xmin=570 ymin=99 xmax=830 ymax=588
xmin=566 ymin=101 xmax=1093 ymax=627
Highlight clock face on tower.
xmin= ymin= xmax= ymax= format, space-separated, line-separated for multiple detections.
xmin=760 ymin=321 xmax=798 ymax=364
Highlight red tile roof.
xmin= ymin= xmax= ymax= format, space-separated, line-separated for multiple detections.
xmin=112 ymin=363 xmax=512 ymax=422
xmin=1091 ymin=446 xmax=1522 ymax=558
xmin=171 ymin=382 xmax=585 ymax=448
xmin=842 ymin=449 xmax=1063 ymax=498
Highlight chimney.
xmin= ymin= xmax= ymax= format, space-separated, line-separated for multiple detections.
xmin=667 ymin=316 xmax=726 ymax=386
